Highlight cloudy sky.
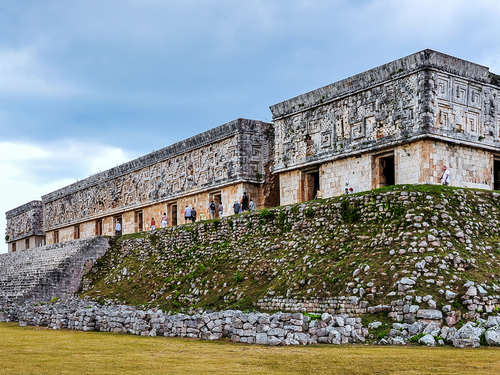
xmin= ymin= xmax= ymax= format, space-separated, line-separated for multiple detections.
xmin=2 ymin=0 xmax=500 ymax=253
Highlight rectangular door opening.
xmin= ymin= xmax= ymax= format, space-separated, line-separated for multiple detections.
xmin=302 ymin=170 xmax=320 ymax=201
xmin=209 ymin=191 xmax=222 ymax=218
xmin=74 ymin=225 xmax=80 ymax=240
xmin=494 ymin=159 xmax=500 ymax=190
xmin=114 ymin=216 xmax=122 ymax=235
xmin=95 ymin=220 xmax=103 ymax=236
xmin=135 ymin=211 xmax=143 ymax=231
xmin=25 ymin=238 xmax=30 ymax=249
xmin=170 ymin=203 xmax=178 ymax=226
xmin=373 ymin=152 xmax=395 ymax=188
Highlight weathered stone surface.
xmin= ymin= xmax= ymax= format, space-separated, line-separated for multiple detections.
xmin=0 ymin=237 xmax=108 ymax=304
xmin=416 ymin=309 xmax=443 ymax=320
xmin=418 ymin=334 xmax=436 ymax=346
xmin=484 ymin=330 xmax=500 ymax=346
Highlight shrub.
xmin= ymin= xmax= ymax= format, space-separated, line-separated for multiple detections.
xmin=259 ymin=209 xmax=275 ymax=222
xmin=233 ymin=271 xmax=244 ymax=283
xmin=340 ymin=199 xmax=361 ymax=223
xmin=409 ymin=333 xmax=425 ymax=343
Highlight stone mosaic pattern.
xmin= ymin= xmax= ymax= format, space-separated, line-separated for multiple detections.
xmin=41 ymin=119 xmax=272 ymax=231
xmin=270 ymin=49 xmax=500 ymax=174
xmin=5 ymin=201 xmax=44 ymax=242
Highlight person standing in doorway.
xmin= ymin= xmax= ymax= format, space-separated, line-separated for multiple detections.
xmin=161 ymin=212 xmax=168 ymax=228
xmin=208 ymin=200 xmax=216 ymax=219
xmin=115 ymin=220 xmax=122 ymax=236
xmin=191 ymin=206 xmax=197 ymax=222
xmin=184 ymin=205 xmax=192 ymax=224
xmin=440 ymin=166 xmax=450 ymax=186
xmin=218 ymin=202 xmax=224 ymax=218
xmin=314 ymin=188 xmax=323 ymax=200
xmin=240 ymin=192 xmax=250 ymax=212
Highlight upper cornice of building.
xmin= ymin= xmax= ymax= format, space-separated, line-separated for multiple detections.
xmin=42 ymin=118 xmax=270 ymax=203
xmin=270 ymin=49 xmax=497 ymax=120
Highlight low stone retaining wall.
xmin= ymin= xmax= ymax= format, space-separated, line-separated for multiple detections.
xmin=1 ymin=298 xmax=500 ymax=348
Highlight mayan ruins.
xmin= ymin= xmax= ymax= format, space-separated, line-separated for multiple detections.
xmin=3 ymin=49 xmax=500 ymax=349
xmin=6 ymin=49 xmax=500 ymax=252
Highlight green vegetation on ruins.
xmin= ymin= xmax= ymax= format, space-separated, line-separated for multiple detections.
xmin=81 ymin=184 xmax=500 ymax=319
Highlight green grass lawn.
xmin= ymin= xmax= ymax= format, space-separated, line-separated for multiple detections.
xmin=1 ymin=323 xmax=500 ymax=374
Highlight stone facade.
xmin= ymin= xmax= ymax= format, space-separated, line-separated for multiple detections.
xmin=270 ymin=49 xmax=500 ymax=203
xmin=5 ymin=201 xmax=45 ymax=253
xmin=5 ymin=49 xmax=500 ymax=247
xmin=5 ymin=118 xmax=276 ymax=246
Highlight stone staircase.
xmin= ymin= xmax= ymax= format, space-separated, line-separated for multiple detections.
xmin=0 ymin=237 xmax=108 ymax=304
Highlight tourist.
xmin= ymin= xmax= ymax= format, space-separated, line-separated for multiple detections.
xmin=233 ymin=200 xmax=240 ymax=214
xmin=115 ymin=220 xmax=121 ymax=236
xmin=249 ymin=198 xmax=256 ymax=211
xmin=240 ymin=192 xmax=250 ymax=211
xmin=349 ymin=187 xmax=353 ymax=193
xmin=200 ymin=211 xmax=206 ymax=221
xmin=184 ymin=205 xmax=192 ymax=223
xmin=150 ymin=218 xmax=156 ymax=230
xmin=191 ymin=206 xmax=197 ymax=222
xmin=208 ymin=200 xmax=216 ymax=219
xmin=441 ymin=166 xmax=450 ymax=186
xmin=314 ymin=188 xmax=323 ymax=200
xmin=344 ymin=188 xmax=349 ymax=195
xmin=161 ymin=212 xmax=168 ymax=228
xmin=218 ymin=202 xmax=224 ymax=217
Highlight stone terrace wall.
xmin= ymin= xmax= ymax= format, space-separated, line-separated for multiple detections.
xmin=2 ymin=299 xmax=500 ymax=347
xmin=41 ymin=118 xmax=272 ymax=231
xmin=0 ymin=237 xmax=108 ymax=304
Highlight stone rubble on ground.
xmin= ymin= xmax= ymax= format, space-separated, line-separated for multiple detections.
xmin=1 ymin=298 xmax=500 ymax=348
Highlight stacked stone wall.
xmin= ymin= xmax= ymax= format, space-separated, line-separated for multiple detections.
xmin=0 ymin=237 xmax=108 ymax=304
xmin=2 ymin=299 xmax=500 ymax=348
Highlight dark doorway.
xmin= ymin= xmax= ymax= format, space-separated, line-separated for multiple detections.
xmin=170 ymin=204 xmax=178 ymax=226
xmin=25 ymin=238 xmax=30 ymax=249
xmin=303 ymin=171 xmax=320 ymax=201
xmin=135 ymin=211 xmax=143 ymax=231
xmin=53 ymin=231 xmax=59 ymax=244
xmin=95 ymin=220 xmax=103 ymax=236
xmin=74 ymin=225 xmax=80 ymax=240
xmin=380 ymin=155 xmax=395 ymax=187
xmin=12 ymin=242 xmax=16 ymax=252
xmin=211 ymin=192 xmax=222 ymax=218
xmin=114 ymin=216 xmax=122 ymax=235
xmin=494 ymin=159 xmax=500 ymax=190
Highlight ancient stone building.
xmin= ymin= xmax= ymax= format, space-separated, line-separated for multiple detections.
xmin=5 ymin=201 xmax=45 ymax=253
xmin=6 ymin=49 xmax=500 ymax=249
xmin=270 ymin=49 xmax=500 ymax=205
xmin=5 ymin=118 xmax=277 ymax=250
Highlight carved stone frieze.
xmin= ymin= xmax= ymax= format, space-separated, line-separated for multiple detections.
xmin=41 ymin=119 xmax=272 ymax=230
xmin=5 ymin=201 xmax=44 ymax=242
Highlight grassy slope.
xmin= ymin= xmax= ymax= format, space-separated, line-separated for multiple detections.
xmin=80 ymin=185 xmax=500 ymax=318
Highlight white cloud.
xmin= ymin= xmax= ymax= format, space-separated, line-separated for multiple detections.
xmin=0 ymin=140 xmax=132 ymax=253
xmin=0 ymin=46 xmax=81 ymax=97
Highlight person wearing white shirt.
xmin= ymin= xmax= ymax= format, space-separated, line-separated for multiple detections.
xmin=115 ymin=221 xmax=122 ymax=236
xmin=441 ymin=166 xmax=450 ymax=185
